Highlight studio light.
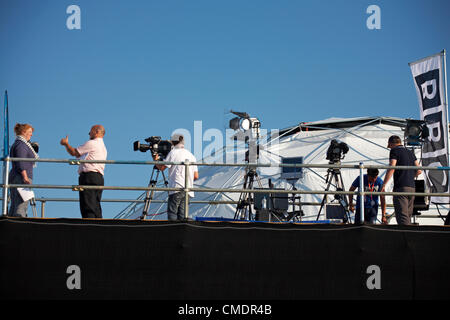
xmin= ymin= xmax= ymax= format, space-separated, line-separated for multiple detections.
xmin=229 ymin=117 xmax=241 ymax=130
xmin=229 ymin=110 xmax=261 ymax=137
xmin=405 ymin=119 xmax=429 ymax=146
xmin=241 ymin=118 xmax=251 ymax=131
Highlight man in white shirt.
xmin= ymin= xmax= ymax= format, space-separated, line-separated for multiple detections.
xmin=60 ymin=125 xmax=107 ymax=219
xmin=154 ymin=134 xmax=198 ymax=221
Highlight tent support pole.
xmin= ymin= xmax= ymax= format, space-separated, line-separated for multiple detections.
xmin=359 ymin=162 xmax=364 ymax=224
xmin=184 ymin=159 xmax=190 ymax=220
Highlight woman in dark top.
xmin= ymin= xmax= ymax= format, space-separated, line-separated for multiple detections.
xmin=8 ymin=123 xmax=39 ymax=217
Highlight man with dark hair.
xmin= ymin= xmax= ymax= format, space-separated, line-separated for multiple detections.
xmin=154 ymin=133 xmax=199 ymax=221
xmin=348 ymin=168 xmax=386 ymax=224
xmin=381 ymin=135 xmax=421 ymax=225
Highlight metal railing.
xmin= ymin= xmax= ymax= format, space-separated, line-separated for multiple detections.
xmin=2 ymin=157 xmax=449 ymax=223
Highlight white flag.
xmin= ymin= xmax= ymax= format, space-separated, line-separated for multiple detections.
xmin=409 ymin=51 xmax=448 ymax=204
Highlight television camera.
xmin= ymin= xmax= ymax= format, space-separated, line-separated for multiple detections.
xmin=326 ymin=139 xmax=349 ymax=163
xmin=133 ymin=136 xmax=173 ymax=158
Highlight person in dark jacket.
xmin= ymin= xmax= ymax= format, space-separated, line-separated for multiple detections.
xmin=8 ymin=123 xmax=39 ymax=217
xmin=381 ymin=135 xmax=421 ymax=225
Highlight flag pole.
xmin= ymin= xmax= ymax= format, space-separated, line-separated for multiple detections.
xmin=443 ymin=50 xmax=450 ymax=224
xmin=443 ymin=49 xmax=449 ymax=139
xmin=443 ymin=49 xmax=450 ymax=202
xmin=3 ymin=90 xmax=9 ymax=158
xmin=439 ymin=49 xmax=450 ymax=177
xmin=2 ymin=90 xmax=10 ymax=216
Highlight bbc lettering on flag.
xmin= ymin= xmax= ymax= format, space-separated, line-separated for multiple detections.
xmin=409 ymin=51 xmax=449 ymax=204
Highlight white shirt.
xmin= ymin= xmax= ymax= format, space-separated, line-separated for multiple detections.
xmin=76 ymin=138 xmax=107 ymax=175
xmin=164 ymin=145 xmax=198 ymax=197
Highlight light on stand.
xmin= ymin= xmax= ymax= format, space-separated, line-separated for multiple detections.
xmin=228 ymin=110 xmax=263 ymax=220
xmin=404 ymin=119 xmax=429 ymax=147
xmin=404 ymin=119 xmax=429 ymax=226
xmin=229 ymin=111 xmax=261 ymax=140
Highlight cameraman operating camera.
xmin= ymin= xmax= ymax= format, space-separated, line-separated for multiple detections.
xmin=154 ymin=134 xmax=199 ymax=221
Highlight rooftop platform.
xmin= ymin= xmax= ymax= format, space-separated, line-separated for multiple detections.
xmin=1 ymin=216 xmax=449 ymax=300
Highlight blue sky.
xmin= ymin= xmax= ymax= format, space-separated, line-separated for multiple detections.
xmin=1 ymin=0 xmax=449 ymax=218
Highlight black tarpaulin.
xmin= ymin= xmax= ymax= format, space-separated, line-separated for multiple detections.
xmin=0 ymin=217 xmax=449 ymax=300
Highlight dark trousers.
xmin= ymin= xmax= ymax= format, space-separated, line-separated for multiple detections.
xmin=167 ymin=192 xmax=189 ymax=221
xmin=393 ymin=186 xmax=415 ymax=225
xmin=354 ymin=207 xmax=378 ymax=225
xmin=79 ymin=172 xmax=104 ymax=219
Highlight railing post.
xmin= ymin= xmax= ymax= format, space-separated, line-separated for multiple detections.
xmin=358 ymin=162 xmax=364 ymax=224
xmin=2 ymin=157 xmax=10 ymax=216
xmin=41 ymin=200 xmax=46 ymax=218
xmin=184 ymin=159 xmax=190 ymax=220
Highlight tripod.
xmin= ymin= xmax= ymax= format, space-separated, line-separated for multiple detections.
xmin=140 ymin=165 xmax=169 ymax=220
xmin=234 ymin=166 xmax=263 ymax=220
xmin=30 ymin=197 xmax=38 ymax=217
xmin=285 ymin=180 xmax=304 ymax=222
xmin=315 ymin=163 xmax=350 ymax=222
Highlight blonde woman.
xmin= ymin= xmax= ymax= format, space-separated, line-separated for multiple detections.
xmin=8 ymin=123 xmax=39 ymax=217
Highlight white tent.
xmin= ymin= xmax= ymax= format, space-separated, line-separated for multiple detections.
xmin=115 ymin=116 xmax=449 ymax=225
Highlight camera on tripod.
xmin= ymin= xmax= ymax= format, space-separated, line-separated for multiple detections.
xmin=133 ymin=136 xmax=173 ymax=158
xmin=317 ymin=139 xmax=351 ymax=223
xmin=326 ymin=139 xmax=349 ymax=163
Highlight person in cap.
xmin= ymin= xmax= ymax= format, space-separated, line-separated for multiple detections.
xmin=381 ymin=135 xmax=421 ymax=225
xmin=348 ymin=168 xmax=386 ymax=224
xmin=154 ymin=133 xmax=199 ymax=221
